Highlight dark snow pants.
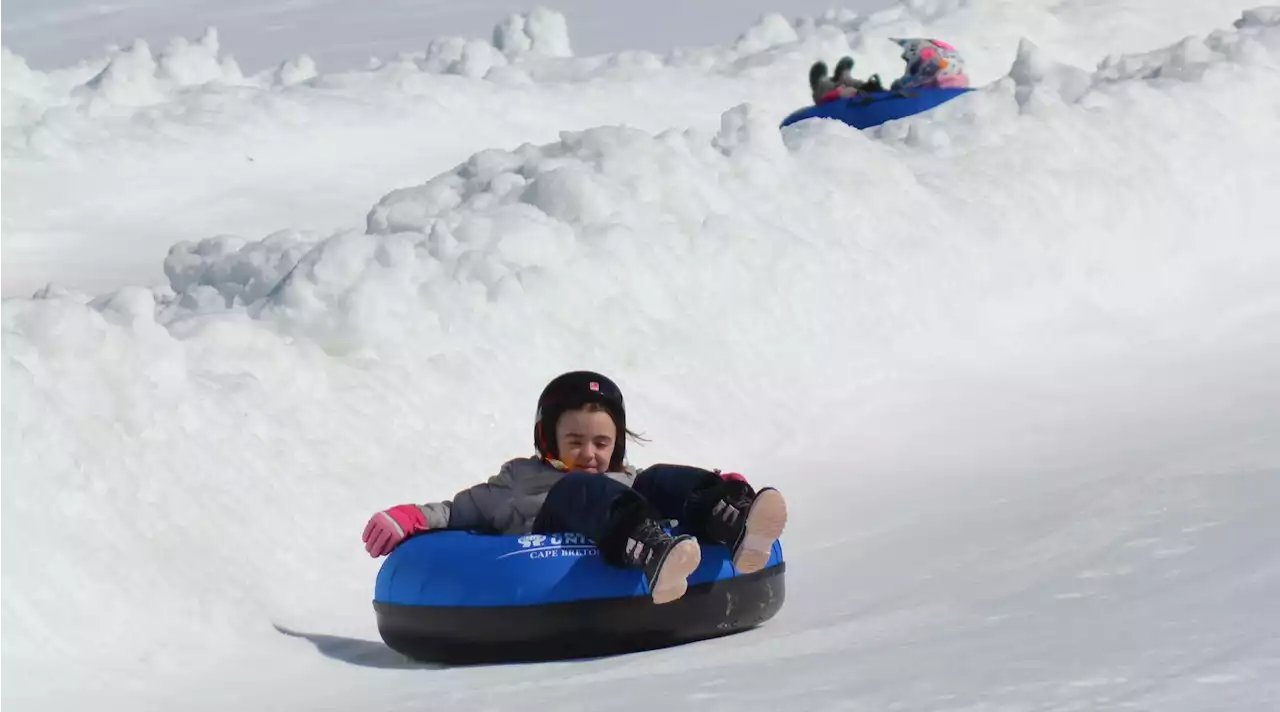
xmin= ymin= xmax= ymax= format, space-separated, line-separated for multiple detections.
xmin=531 ymin=464 xmax=727 ymax=565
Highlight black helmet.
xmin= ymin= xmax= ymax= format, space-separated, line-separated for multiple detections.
xmin=534 ymin=370 xmax=627 ymax=470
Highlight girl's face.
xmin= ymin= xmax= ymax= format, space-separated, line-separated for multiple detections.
xmin=554 ymin=406 xmax=617 ymax=473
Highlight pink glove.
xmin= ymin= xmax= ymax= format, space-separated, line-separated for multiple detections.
xmin=362 ymin=504 xmax=428 ymax=557
xmin=717 ymin=470 xmax=749 ymax=484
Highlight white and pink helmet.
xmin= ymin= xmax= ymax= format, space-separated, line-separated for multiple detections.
xmin=889 ymin=38 xmax=970 ymax=90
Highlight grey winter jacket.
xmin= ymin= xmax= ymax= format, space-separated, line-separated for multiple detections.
xmin=414 ymin=456 xmax=637 ymax=535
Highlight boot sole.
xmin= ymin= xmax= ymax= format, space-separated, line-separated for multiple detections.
xmin=733 ymin=488 xmax=788 ymax=575
xmin=650 ymin=538 xmax=702 ymax=605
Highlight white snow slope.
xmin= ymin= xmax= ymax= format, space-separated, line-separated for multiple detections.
xmin=4 ymin=2 xmax=1280 ymax=711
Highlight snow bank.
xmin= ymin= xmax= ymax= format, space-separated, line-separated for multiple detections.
xmin=197 ymin=7 xmax=1277 ymax=367
xmin=493 ymin=7 xmax=574 ymax=58
xmin=5 ymin=0 xmax=1267 ymax=126
xmin=2 ymin=50 xmax=51 ymax=128
xmin=160 ymin=230 xmax=324 ymax=312
xmin=409 ymin=7 xmax=575 ymax=79
xmin=84 ymin=29 xmax=247 ymax=104
xmin=18 ymin=4 xmax=1265 ymax=448
xmin=2 ymin=44 xmax=38 ymax=82
xmin=0 ymin=7 xmax=565 ymax=118
xmin=4 ymin=0 xmax=1268 ymax=296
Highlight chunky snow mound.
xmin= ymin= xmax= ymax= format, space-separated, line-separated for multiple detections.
xmin=2 ymin=0 xmax=1269 ymax=295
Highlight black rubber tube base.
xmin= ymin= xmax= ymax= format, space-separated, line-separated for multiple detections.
xmin=374 ymin=564 xmax=786 ymax=665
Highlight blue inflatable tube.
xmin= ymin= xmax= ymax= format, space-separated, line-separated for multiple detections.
xmin=780 ymin=87 xmax=973 ymax=130
xmin=373 ymin=529 xmax=786 ymax=663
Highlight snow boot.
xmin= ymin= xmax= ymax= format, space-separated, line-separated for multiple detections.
xmin=833 ymin=56 xmax=855 ymax=83
xmin=623 ymin=518 xmax=702 ymax=604
xmin=809 ymin=60 xmax=830 ymax=93
xmin=703 ymin=485 xmax=788 ymax=575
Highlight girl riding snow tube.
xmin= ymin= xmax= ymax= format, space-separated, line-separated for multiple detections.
xmin=362 ymin=370 xmax=790 ymax=605
xmin=807 ymin=37 xmax=971 ymax=105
